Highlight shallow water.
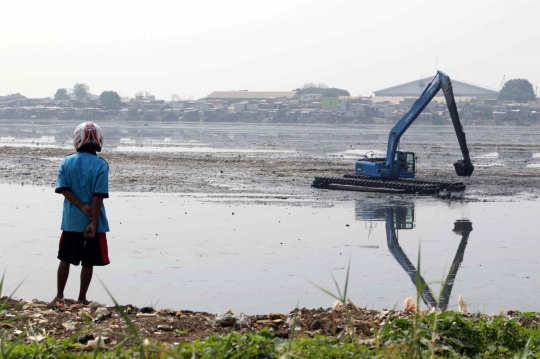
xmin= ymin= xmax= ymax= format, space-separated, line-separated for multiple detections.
xmin=1 ymin=120 xmax=540 ymax=171
xmin=1 ymin=183 xmax=539 ymax=314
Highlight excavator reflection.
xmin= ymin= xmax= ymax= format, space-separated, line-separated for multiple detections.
xmin=355 ymin=202 xmax=473 ymax=311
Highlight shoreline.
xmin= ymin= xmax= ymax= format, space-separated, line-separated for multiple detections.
xmin=2 ymin=295 xmax=537 ymax=345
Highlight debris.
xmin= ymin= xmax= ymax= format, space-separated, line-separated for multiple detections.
xmin=136 ymin=312 xmax=158 ymax=317
xmin=22 ymin=302 xmax=36 ymax=310
xmin=93 ymin=312 xmax=112 ymax=323
xmin=458 ymin=295 xmax=468 ymax=315
xmin=213 ymin=310 xmax=250 ymax=328
xmin=157 ymin=325 xmax=173 ymax=331
xmin=77 ymin=334 xmax=95 ymax=344
xmin=86 ymin=336 xmax=109 ymax=349
xmin=428 ymin=307 xmax=442 ymax=314
xmin=62 ymin=321 xmax=76 ymax=331
xmin=139 ymin=307 xmax=156 ymax=314
xmin=332 ymin=300 xmax=344 ymax=311
xmin=286 ymin=315 xmax=304 ymax=331
xmin=358 ymin=338 xmax=376 ymax=346
xmin=256 ymin=320 xmax=274 ymax=325
xmin=403 ymin=297 xmax=417 ymax=313
xmin=88 ymin=301 xmax=104 ymax=309
xmin=95 ymin=307 xmax=110 ymax=316
xmin=268 ymin=313 xmax=286 ymax=320
xmin=27 ymin=334 xmax=45 ymax=343
xmin=66 ymin=303 xmax=84 ymax=311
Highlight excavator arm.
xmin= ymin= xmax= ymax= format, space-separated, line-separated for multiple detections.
xmin=384 ymin=71 xmax=474 ymax=177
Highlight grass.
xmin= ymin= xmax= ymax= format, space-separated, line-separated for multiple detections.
xmin=2 ymin=266 xmax=540 ymax=358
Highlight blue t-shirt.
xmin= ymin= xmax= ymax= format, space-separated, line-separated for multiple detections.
xmin=55 ymin=152 xmax=110 ymax=233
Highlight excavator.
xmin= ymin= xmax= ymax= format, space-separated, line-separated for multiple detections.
xmin=355 ymin=201 xmax=473 ymax=311
xmin=313 ymin=71 xmax=475 ymax=194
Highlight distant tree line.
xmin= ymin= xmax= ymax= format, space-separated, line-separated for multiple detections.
xmin=294 ymin=82 xmax=350 ymax=97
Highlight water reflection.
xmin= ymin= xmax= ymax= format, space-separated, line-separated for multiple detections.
xmin=356 ymin=201 xmax=472 ymax=311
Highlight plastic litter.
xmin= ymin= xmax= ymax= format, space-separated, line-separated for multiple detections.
xmin=95 ymin=307 xmax=110 ymax=316
xmin=139 ymin=307 xmax=156 ymax=314
xmin=86 ymin=336 xmax=108 ymax=349
xmin=332 ymin=300 xmax=344 ymax=311
xmin=77 ymin=334 xmax=95 ymax=344
xmin=458 ymin=295 xmax=468 ymax=314
xmin=93 ymin=312 xmax=112 ymax=323
xmin=212 ymin=309 xmax=250 ymax=328
xmin=27 ymin=334 xmax=45 ymax=342
xmin=62 ymin=321 xmax=76 ymax=331
xmin=403 ymin=297 xmax=417 ymax=313
xmin=88 ymin=301 xmax=104 ymax=309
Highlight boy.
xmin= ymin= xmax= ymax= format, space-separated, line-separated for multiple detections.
xmin=51 ymin=122 xmax=110 ymax=306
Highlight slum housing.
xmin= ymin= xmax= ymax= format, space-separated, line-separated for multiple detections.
xmin=1 ymin=85 xmax=539 ymax=124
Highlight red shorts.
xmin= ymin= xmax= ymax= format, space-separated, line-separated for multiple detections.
xmin=58 ymin=231 xmax=110 ymax=266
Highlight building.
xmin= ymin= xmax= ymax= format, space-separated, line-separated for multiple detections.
xmin=373 ymin=78 xmax=499 ymax=99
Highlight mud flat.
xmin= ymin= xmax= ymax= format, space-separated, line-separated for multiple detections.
xmin=1 ymin=121 xmax=540 ymax=317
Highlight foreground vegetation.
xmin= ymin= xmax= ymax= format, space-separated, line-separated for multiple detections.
xmin=2 ymin=274 xmax=539 ymax=358
xmin=2 ymin=311 xmax=539 ymax=358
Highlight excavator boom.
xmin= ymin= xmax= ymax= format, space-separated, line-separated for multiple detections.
xmin=385 ymin=71 xmax=474 ymax=177
xmin=312 ymin=71 xmax=474 ymax=195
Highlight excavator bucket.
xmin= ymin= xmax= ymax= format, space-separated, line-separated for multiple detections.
xmin=452 ymin=220 xmax=473 ymax=235
xmin=454 ymin=159 xmax=474 ymax=177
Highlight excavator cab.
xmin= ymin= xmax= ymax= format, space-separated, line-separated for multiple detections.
xmin=394 ymin=151 xmax=415 ymax=177
xmin=355 ymin=151 xmax=416 ymax=178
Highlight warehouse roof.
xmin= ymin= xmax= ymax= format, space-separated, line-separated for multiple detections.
xmin=374 ymin=78 xmax=498 ymax=97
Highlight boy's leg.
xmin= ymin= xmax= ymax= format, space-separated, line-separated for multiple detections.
xmin=56 ymin=260 xmax=70 ymax=299
xmin=78 ymin=266 xmax=93 ymax=302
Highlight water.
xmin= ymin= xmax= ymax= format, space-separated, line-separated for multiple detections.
xmin=1 ymin=183 xmax=539 ymax=314
xmin=1 ymin=119 xmax=539 ymax=171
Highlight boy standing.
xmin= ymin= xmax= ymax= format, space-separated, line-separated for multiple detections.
xmin=52 ymin=122 xmax=110 ymax=305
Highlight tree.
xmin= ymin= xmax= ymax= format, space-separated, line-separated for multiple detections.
xmin=128 ymin=105 xmax=139 ymax=118
xmin=100 ymin=91 xmax=121 ymax=109
xmin=499 ymin=79 xmax=535 ymax=102
xmin=54 ymin=88 xmax=70 ymax=100
xmin=295 ymin=84 xmax=350 ymax=97
xmin=431 ymin=111 xmax=444 ymax=125
xmin=74 ymin=83 xmax=90 ymax=100
xmin=135 ymin=91 xmax=145 ymax=101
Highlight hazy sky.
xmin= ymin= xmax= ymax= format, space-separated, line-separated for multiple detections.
xmin=1 ymin=0 xmax=538 ymax=100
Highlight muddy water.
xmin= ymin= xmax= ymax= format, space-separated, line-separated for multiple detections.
xmin=1 ymin=119 xmax=540 ymax=171
xmin=1 ymin=183 xmax=539 ymax=314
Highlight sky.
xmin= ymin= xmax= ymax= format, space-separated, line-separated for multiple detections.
xmin=1 ymin=0 xmax=539 ymax=100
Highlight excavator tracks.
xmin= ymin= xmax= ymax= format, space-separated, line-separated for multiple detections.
xmin=312 ymin=174 xmax=466 ymax=195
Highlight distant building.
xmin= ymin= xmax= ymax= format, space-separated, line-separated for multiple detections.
xmin=321 ymin=96 xmax=339 ymax=110
xmin=373 ymin=78 xmax=499 ymax=99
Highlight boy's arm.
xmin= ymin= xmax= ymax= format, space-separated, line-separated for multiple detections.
xmin=62 ymin=191 xmax=92 ymax=219
xmin=84 ymin=197 xmax=103 ymax=238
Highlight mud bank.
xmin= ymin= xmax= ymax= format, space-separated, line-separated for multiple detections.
xmin=1 ymin=145 xmax=539 ymax=203
xmin=3 ymin=297 xmax=536 ymax=345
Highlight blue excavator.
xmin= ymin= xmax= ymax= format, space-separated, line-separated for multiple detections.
xmin=313 ymin=71 xmax=474 ymax=194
